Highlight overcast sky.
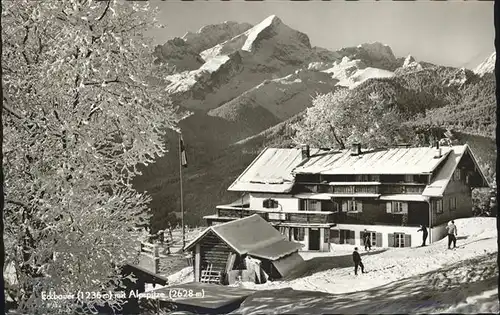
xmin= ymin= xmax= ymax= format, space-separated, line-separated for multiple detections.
xmin=148 ymin=1 xmax=494 ymax=69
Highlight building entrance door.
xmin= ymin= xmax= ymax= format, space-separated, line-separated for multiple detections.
xmin=309 ymin=228 xmax=320 ymax=250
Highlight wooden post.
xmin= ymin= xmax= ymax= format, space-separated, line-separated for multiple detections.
xmin=153 ymin=245 xmax=159 ymax=274
xmin=195 ymin=244 xmax=201 ymax=282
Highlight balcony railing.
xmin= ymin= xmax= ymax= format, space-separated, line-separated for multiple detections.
xmin=216 ymin=206 xmax=333 ymax=224
xmin=296 ymin=183 xmax=380 ymax=195
xmin=297 ymin=182 xmax=425 ymax=195
xmin=380 ymin=184 xmax=425 ymax=195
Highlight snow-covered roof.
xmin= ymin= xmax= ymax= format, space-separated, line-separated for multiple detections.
xmin=185 ymin=214 xmax=302 ymax=260
xmin=294 ymin=146 xmax=456 ymax=175
xmin=228 ymin=147 xmax=320 ymax=193
xmin=228 ymin=145 xmax=488 ymax=197
xmin=422 ymin=145 xmax=489 ymax=197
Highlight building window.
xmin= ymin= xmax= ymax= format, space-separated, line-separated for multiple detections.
xmin=393 ymin=202 xmax=404 ymax=213
xmin=434 ymin=200 xmax=443 ymax=214
xmin=449 ymin=197 xmax=457 ymax=211
xmin=346 ymin=200 xmax=362 ymax=212
xmin=263 ymin=198 xmax=278 ymax=209
xmin=293 ymin=227 xmax=305 ymax=241
xmin=370 ymin=175 xmax=380 ymax=182
xmin=387 ymin=201 xmax=407 ymax=214
xmin=300 ymin=199 xmax=319 ymax=211
xmin=307 ymin=200 xmax=318 ymax=211
xmin=453 ymin=169 xmax=461 ymax=181
xmin=333 ymin=201 xmax=341 ymax=212
xmin=394 ymin=233 xmax=405 ymax=247
xmin=356 ymin=175 xmax=370 ymax=182
xmin=404 ymin=174 xmax=414 ymax=183
xmin=401 ymin=185 xmax=407 ymax=194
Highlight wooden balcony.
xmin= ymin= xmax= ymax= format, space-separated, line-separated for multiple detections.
xmin=215 ymin=206 xmax=333 ymax=224
xmin=295 ymin=183 xmax=380 ymax=195
xmin=296 ymin=181 xmax=427 ymax=196
xmin=380 ymin=184 xmax=425 ymax=195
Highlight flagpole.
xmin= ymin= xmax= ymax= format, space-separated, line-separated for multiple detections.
xmin=179 ymin=133 xmax=185 ymax=251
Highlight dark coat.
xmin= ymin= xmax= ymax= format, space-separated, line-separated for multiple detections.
xmin=353 ymin=251 xmax=361 ymax=263
xmin=363 ymin=232 xmax=370 ymax=241
xmin=418 ymin=226 xmax=428 ymax=235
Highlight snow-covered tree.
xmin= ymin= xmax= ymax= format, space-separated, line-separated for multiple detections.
xmin=2 ymin=0 xmax=178 ymax=313
xmin=292 ymin=89 xmax=414 ymax=149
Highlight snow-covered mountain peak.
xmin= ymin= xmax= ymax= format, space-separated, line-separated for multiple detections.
xmin=200 ymin=14 xmax=312 ymax=65
xmin=473 ymin=52 xmax=495 ymax=76
xmin=181 ymin=21 xmax=252 ymax=54
xmin=241 ymin=15 xmax=283 ymax=52
xmin=336 ymin=42 xmax=398 ymax=71
xmin=321 ymin=56 xmax=393 ymax=89
xmin=403 ymin=55 xmax=416 ymax=67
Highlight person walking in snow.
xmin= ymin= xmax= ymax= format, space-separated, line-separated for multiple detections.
xmin=362 ymin=229 xmax=371 ymax=251
xmin=352 ymin=247 xmax=365 ymax=275
xmin=446 ymin=220 xmax=458 ymax=249
xmin=417 ymin=224 xmax=428 ymax=246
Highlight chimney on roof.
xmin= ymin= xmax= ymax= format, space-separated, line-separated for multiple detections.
xmin=434 ymin=141 xmax=442 ymax=158
xmin=351 ymin=143 xmax=362 ymax=156
xmin=301 ymin=144 xmax=310 ymax=160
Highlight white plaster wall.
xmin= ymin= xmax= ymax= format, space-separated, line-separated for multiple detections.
xmin=333 ymin=224 xmax=424 ymax=248
xmin=303 ymin=228 xmax=310 ymax=250
xmin=321 ymin=228 xmax=329 ymax=251
xmin=249 ymin=193 xmax=299 ymax=210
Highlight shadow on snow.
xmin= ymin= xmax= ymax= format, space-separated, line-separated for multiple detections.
xmin=233 ymin=252 xmax=498 ymax=314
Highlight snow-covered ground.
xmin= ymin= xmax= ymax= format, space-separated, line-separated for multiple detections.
xmin=232 ymin=217 xmax=498 ymax=314
xmin=236 ymin=217 xmax=497 ymax=294
xmin=164 ymin=217 xmax=498 ymax=313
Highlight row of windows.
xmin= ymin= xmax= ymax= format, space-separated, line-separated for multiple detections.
xmin=329 ymin=229 xmax=411 ymax=247
xmin=354 ymin=174 xmax=420 ymax=183
xmin=433 ymin=196 xmax=458 ymax=214
xmin=265 ymin=198 xmax=454 ymax=215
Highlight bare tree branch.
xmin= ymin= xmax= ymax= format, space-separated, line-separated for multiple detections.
xmin=97 ymin=0 xmax=111 ymax=22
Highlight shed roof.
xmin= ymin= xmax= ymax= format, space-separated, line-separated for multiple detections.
xmin=185 ymin=214 xmax=302 ymax=260
xmin=294 ymin=146 xmax=455 ymax=175
xmin=228 ymin=148 xmax=320 ymax=193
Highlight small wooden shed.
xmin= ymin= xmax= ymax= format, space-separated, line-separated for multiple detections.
xmin=185 ymin=214 xmax=304 ymax=284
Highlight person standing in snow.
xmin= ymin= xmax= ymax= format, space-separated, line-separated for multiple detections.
xmin=352 ymin=247 xmax=365 ymax=275
xmin=417 ymin=224 xmax=428 ymax=246
xmin=362 ymin=229 xmax=371 ymax=251
xmin=446 ymin=220 xmax=458 ymax=249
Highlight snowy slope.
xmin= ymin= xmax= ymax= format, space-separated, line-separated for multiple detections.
xmin=162 ymin=15 xmax=318 ymax=111
xmin=164 ymin=52 xmax=242 ymax=96
xmin=182 ymin=21 xmax=253 ymax=54
xmin=235 ymin=252 xmax=498 ymax=314
xmin=473 ymin=52 xmax=495 ymax=76
xmin=236 ymin=217 xmax=497 ymax=294
xmin=165 ymin=217 xmax=498 ymax=314
xmin=153 ymin=37 xmax=205 ymax=71
xmin=336 ymin=42 xmax=399 ymax=71
xmin=230 ymin=217 xmax=498 ymax=314
xmin=208 ymin=69 xmax=339 ymax=122
xmin=321 ymin=56 xmax=394 ymax=88
xmin=200 ymin=15 xmax=313 ymax=65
